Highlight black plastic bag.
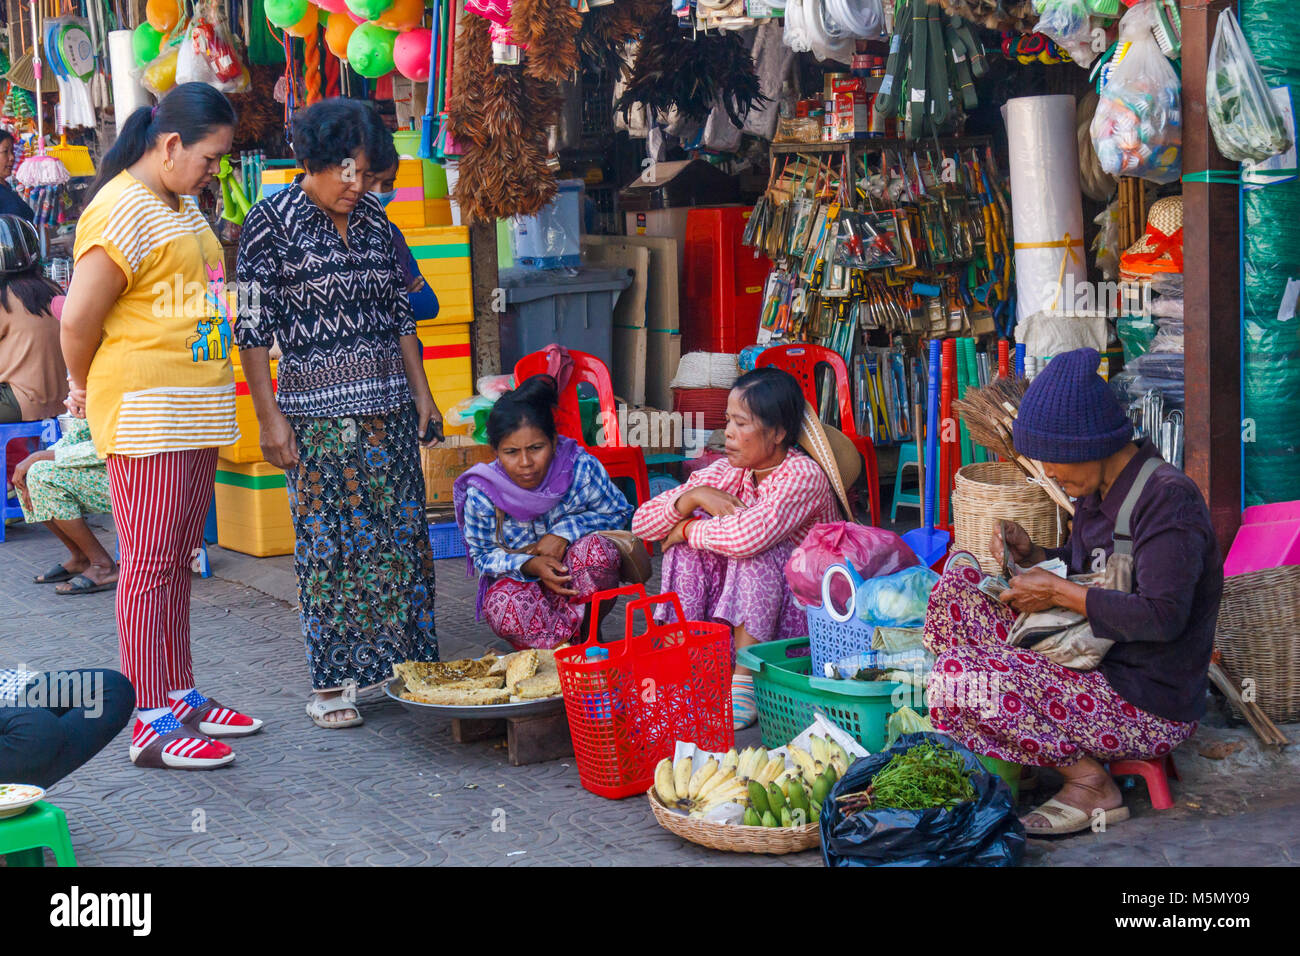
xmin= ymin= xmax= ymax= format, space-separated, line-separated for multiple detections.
xmin=819 ymin=732 xmax=1025 ymax=867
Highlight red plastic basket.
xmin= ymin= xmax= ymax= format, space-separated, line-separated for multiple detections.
xmin=554 ymin=584 xmax=735 ymax=799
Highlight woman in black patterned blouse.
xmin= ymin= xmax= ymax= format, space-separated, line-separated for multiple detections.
xmin=234 ymin=99 xmax=442 ymax=729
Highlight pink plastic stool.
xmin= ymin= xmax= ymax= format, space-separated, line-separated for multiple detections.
xmin=1109 ymin=754 xmax=1180 ymax=811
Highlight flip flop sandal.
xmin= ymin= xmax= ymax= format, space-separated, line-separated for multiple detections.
xmin=34 ymin=563 xmax=76 ymax=584
xmin=306 ymin=694 xmax=364 ymax=729
xmin=130 ymin=723 xmax=236 ymax=770
xmin=175 ymin=694 xmax=264 ymax=738
xmin=55 ymin=574 xmax=117 ymax=595
xmin=1022 ymin=797 xmax=1130 ymax=837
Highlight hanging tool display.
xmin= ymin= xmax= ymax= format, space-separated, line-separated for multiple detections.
xmin=874 ymin=0 xmax=988 ymax=139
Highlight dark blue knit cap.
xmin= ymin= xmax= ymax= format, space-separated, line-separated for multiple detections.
xmin=1013 ymin=348 xmax=1134 ymax=464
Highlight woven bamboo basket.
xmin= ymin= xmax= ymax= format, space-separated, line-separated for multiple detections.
xmin=647 ymin=792 xmax=820 ymax=854
xmin=1215 ymin=565 xmax=1300 ymax=724
xmin=951 ymin=462 xmax=1068 ymax=574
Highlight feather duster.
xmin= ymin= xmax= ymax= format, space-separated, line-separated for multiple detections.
xmin=578 ymin=0 xmax=662 ymax=75
xmin=449 ymin=13 xmax=561 ymax=221
xmin=616 ymin=9 xmax=765 ymax=128
xmin=230 ymin=65 xmax=291 ymax=152
xmin=511 ymin=0 xmax=583 ymax=84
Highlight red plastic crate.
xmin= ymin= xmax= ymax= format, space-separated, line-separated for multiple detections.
xmin=671 ymin=387 xmax=730 ymax=430
xmin=554 ymin=585 xmax=734 ymax=799
xmin=682 ymin=206 xmax=771 ymax=354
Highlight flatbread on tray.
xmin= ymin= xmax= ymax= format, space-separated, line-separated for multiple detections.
xmin=395 ymin=647 xmax=567 ymax=706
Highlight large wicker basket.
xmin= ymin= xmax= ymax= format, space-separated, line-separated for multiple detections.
xmin=951 ymin=462 xmax=1067 ymax=574
xmin=1215 ymin=564 xmax=1300 ymax=724
xmin=647 ymin=792 xmax=820 ymax=854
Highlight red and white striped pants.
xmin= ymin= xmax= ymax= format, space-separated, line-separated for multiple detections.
xmin=107 ymin=448 xmax=217 ymax=710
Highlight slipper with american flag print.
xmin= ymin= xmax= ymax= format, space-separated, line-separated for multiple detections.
xmin=170 ymin=690 xmax=264 ymax=738
xmin=129 ymin=714 xmax=235 ymax=770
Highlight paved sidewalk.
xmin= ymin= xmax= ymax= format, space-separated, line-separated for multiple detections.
xmin=2 ymin=515 xmax=1298 ymax=866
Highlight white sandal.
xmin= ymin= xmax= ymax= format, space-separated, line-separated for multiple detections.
xmin=306 ymin=693 xmax=363 ymax=729
xmin=1022 ymin=797 xmax=1130 ymax=836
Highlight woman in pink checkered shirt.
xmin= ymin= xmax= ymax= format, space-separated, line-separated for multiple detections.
xmin=633 ymin=368 xmax=852 ymax=730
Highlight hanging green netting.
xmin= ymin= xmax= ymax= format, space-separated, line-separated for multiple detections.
xmin=1241 ymin=0 xmax=1300 ymax=505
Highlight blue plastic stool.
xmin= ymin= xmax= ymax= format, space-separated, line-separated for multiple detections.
xmin=0 ymin=801 xmax=77 ymax=866
xmin=1 ymin=420 xmax=53 ymax=542
xmin=890 ymin=443 xmax=923 ymax=523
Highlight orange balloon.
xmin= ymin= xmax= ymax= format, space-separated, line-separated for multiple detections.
xmin=324 ymin=12 xmax=358 ymax=58
xmin=145 ymin=0 xmax=181 ymax=32
xmin=286 ymin=3 xmax=321 ymax=36
xmin=375 ymin=0 xmax=422 ymax=31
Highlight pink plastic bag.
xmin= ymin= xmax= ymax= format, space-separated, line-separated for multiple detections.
xmin=785 ymin=522 xmax=920 ymax=608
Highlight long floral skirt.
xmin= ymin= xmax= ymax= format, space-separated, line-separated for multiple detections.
xmin=922 ymin=566 xmax=1196 ymax=767
xmin=655 ymin=537 xmax=807 ymax=644
xmin=287 ymin=405 xmax=439 ymax=692
xmin=483 ymin=533 xmax=621 ymax=650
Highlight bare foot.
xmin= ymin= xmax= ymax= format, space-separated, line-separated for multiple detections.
xmin=1021 ymin=770 xmax=1123 ymax=830
xmin=311 ymin=691 xmax=359 ymax=723
xmin=54 ymin=562 xmax=118 ymax=594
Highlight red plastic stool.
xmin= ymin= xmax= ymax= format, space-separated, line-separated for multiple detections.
xmin=1109 ymin=754 xmax=1180 ymax=810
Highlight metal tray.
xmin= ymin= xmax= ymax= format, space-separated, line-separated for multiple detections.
xmin=385 ymin=677 xmax=565 ymax=720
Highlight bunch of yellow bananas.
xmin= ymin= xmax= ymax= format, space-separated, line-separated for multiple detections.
xmin=652 ymin=746 xmax=785 ymax=816
xmin=787 ymin=733 xmax=853 ymax=786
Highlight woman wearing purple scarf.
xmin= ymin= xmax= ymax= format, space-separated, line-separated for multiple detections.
xmin=454 ymin=375 xmax=634 ymax=648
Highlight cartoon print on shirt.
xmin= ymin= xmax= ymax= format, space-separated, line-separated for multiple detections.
xmin=188 ymin=262 xmax=234 ymax=362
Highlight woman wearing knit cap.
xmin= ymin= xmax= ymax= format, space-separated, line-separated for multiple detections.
xmin=923 ymin=348 xmax=1222 ymax=837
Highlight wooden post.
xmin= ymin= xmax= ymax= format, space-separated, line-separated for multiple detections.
xmin=469 ymin=219 xmax=501 ymax=379
xmin=1181 ymin=0 xmax=1241 ymax=557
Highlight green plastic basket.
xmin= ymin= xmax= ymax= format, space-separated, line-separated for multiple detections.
xmin=737 ymin=637 xmax=925 ymax=752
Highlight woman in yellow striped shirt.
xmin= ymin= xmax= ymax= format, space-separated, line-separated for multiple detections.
xmin=61 ymin=84 xmax=262 ymax=771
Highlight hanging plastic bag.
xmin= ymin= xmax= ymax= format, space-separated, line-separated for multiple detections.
xmin=139 ymin=22 xmax=187 ymax=97
xmin=820 ymin=732 xmax=1026 ymax=867
xmin=1206 ymin=8 xmax=1292 ymax=162
xmin=1090 ymin=1 xmax=1182 ymax=184
xmin=785 ymin=523 xmax=920 ymax=609
xmin=176 ymin=0 xmax=249 ymax=93
xmin=1032 ymin=0 xmax=1097 ymax=69
xmin=855 ymin=565 xmax=939 ymax=627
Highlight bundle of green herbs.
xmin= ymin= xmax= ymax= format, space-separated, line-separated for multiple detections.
xmin=836 ymin=742 xmax=977 ymax=815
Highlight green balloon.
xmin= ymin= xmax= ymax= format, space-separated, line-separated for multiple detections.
xmin=132 ymin=22 xmax=164 ymax=67
xmin=345 ymin=0 xmax=394 ymax=21
xmin=265 ymin=0 xmax=309 ymax=28
xmin=346 ymin=23 xmax=396 ymax=78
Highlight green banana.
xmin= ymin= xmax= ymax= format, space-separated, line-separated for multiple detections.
xmin=748 ymin=781 xmax=770 ymax=816
xmin=767 ymin=782 xmax=787 ymax=814
xmin=780 ymin=806 xmax=794 ymax=828
xmin=787 ymin=781 xmax=809 ymax=816
xmin=743 ymin=807 xmax=762 ymax=827
xmin=761 ymin=810 xmax=779 ymax=828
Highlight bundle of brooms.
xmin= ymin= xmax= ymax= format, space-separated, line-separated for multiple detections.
xmin=952 ymin=377 xmax=1075 ymax=516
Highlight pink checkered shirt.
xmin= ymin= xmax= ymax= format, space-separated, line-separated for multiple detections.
xmin=632 ymin=449 xmax=837 ymax=559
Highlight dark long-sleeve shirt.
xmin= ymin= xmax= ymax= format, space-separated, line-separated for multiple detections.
xmin=1044 ymin=440 xmax=1222 ymax=722
xmin=0 ymin=183 xmax=34 ymax=221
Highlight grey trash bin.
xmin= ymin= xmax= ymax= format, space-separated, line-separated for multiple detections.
xmin=498 ymin=266 xmax=633 ymax=373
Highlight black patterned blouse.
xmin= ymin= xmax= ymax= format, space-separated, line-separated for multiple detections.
xmin=234 ymin=178 xmax=416 ymax=418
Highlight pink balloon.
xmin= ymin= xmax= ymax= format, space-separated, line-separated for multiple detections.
xmin=394 ymin=27 xmax=431 ymax=81
xmin=316 ymin=0 xmax=348 ymax=11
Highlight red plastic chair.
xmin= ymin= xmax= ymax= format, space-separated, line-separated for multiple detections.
xmin=513 ymin=349 xmax=651 ymax=508
xmin=1109 ymin=754 xmax=1180 ymax=811
xmin=756 ymin=344 xmax=881 ymax=526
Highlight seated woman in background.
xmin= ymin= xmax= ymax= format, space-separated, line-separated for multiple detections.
xmin=923 ymin=348 xmax=1222 ymax=837
xmin=13 ymin=407 xmax=116 ymax=594
xmin=455 ymin=375 xmax=635 ymax=650
xmin=632 ymin=367 xmax=858 ymax=730
xmin=0 ymin=214 xmax=66 ymax=423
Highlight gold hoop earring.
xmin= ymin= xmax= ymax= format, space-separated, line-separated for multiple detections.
xmin=163 ymin=158 xmax=175 ymax=172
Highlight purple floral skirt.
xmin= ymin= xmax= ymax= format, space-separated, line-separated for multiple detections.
xmin=923 ymin=566 xmax=1196 ymax=767
xmin=654 ymin=538 xmax=808 ymax=644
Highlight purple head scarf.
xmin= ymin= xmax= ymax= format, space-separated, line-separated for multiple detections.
xmin=453 ymin=435 xmax=582 ymax=617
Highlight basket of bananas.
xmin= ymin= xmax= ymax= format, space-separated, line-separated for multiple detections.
xmin=647 ymin=732 xmax=858 ymax=854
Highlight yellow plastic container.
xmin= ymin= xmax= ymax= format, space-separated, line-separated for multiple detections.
xmin=404 ymin=226 xmax=472 ymax=327
xmin=214 ymin=461 xmax=295 ymax=557
xmin=220 ymin=356 xmax=277 ymax=465
xmin=418 ymin=321 xmax=473 ymax=415
xmin=385 ymin=159 xmax=426 ymax=229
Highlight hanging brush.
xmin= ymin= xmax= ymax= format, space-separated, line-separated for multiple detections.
xmin=953 ymin=377 xmax=1076 ymax=515
xmin=16 ymin=1 xmax=70 ymax=189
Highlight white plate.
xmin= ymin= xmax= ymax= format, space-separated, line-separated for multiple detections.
xmin=0 ymin=783 xmax=45 ymax=819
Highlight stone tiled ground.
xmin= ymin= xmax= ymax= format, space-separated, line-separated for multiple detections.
xmin=3 ymin=514 xmax=1298 ymax=866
